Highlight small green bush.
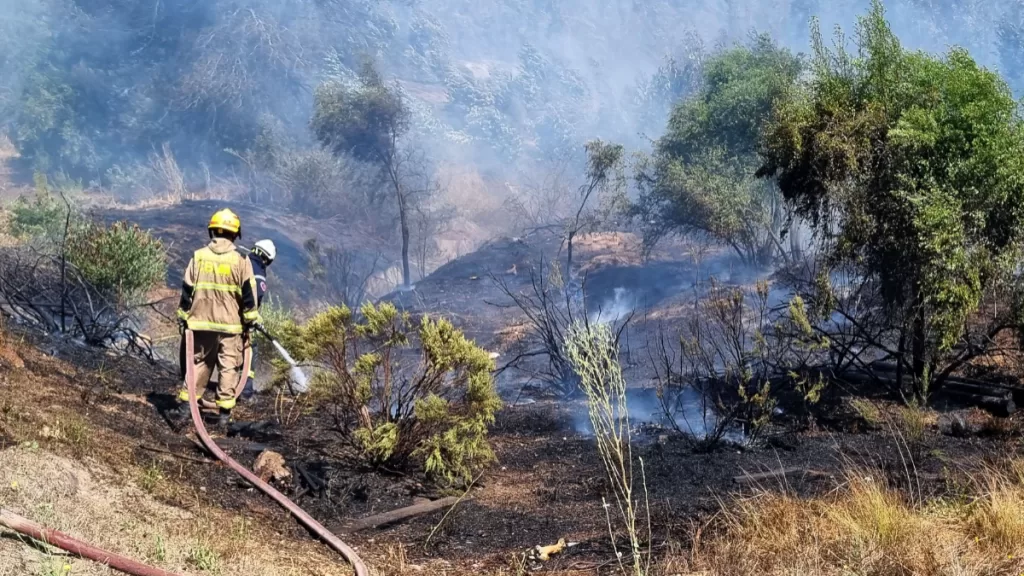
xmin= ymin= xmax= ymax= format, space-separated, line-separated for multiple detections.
xmin=280 ymin=302 xmax=501 ymax=485
xmin=6 ymin=186 xmax=166 ymax=306
xmin=252 ymin=294 xmax=292 ymax=347
xmin=7 ymin=189 xmax=70 ymax=241
xmin=67 ymin=221 xmax=166 ymax=304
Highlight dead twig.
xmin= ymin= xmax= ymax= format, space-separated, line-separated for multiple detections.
xmin=424 ymin=473 xmax=481 ymax=548
xmin=139 ymin=444 xmax=215 ymax=465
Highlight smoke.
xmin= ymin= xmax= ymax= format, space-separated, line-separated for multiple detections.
xmin=2 ymin=0 xmax=1020 ymax=192
xmin=589 ymin=287 xmax=635 ymax=325
xmin=571 ymin=387 xmax=745 ymax=443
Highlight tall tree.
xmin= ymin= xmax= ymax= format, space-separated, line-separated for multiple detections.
xmin=312 ymin=63 xmax=416 ymax=288
xmin=759 ymin=0 xmax=1024 ymax=402
xmin=634 ymin=35 xmax=803 ymax=266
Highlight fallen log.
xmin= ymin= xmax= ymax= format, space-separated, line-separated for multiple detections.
xmin=732 ymin=467 xmax=831 ymax=484
xmin=938 ymin=390 xmax=1016 ymax=418
xmin=867 ymin=362 xmax=1024 ymax=402
xmin=841 ymin=370 xmax=1017 ymax=416
xmin=338 ymin=496 xmax=466 ymax=533
xmin=0 ymin=508 xmax=182 ymax=576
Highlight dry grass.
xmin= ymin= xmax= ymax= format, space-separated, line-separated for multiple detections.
xmin=687 ymin=466 xmax=1024 ymax=576
xmin=0 ymin=446 xmax=354 ymax=576
xmin=0 ymin=133 xmax=16 ymax=162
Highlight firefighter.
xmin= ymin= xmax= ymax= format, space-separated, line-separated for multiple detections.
xmin=175 ymin=208 xmax=262 ymax=426
xmin=238 ymin=239 xmax=276 ymax=402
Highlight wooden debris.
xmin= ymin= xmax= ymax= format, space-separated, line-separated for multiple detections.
xmin=139 ymin=444 xmax=214 ymax=464
xmin=295 ymin=463 xmax=325 ymax=497
xmin=253 ymin=451 xmax=291 ymax=484
xmin=339 ymin=496 xmax=465 ymax=533
xmin=533 ymin=538 xmax=566 ymax=561
xmin=732 ymin=467 xmax=831 ymax=484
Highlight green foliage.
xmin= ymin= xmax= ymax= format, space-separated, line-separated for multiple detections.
xmin=252 ymin=295 xmax=293 ymax=351
xmin=66 ymin=221 xmax=166 ymax=304
xmin=185 ymin=543 xmax=220 ymax=572
xmin=7 ymin=184 xmax=166 ymax=305
xmin=850 ymin=398 xmax=883 ymax=430
xmin=760 ymin=0 xmax=1024 ymax=400
xmin=280 ymin=302 xmax=501 ymax=485
xmin=7 ymin=188 xmax=68 ymax=241
xmin=563 ymin=322 xmax=650 ymax=576
xmin=636 ymin=36 xmax=802 ymax=265
xmin=311 ymin=63 xmax=408 ymax=166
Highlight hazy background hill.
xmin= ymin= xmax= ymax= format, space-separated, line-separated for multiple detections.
xmin=2 ymin=0 xmax=1023 ymax=295
xmin=2 ymin=0 xmax=1019 ymax=185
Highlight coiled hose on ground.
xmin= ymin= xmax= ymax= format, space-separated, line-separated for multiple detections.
xmin=184 ymin=330 xmax=370 ymax=576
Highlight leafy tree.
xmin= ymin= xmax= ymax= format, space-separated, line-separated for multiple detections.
xmin=635 ymin=36 xmax=803 ymax=266
xmin=759 ymin=0 xmax=1024 ymax=402
xmin=276 ymin=302 xmax=501 ymax=485
xmin=312 ymin=63 xmax=418 ymax=288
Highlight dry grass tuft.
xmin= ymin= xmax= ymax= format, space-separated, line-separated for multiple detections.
xmin=967 ymin=463 xmax=1024 ymax=556
xmin=689 ymin=466 xmax=1024 ymax=576
xmin=0 ymin=446 xmax=352 ymax=575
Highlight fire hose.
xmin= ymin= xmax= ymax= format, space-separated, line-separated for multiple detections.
xmin=0 ymin=331 xmax=367 ymax=576
xmin=184 ymin=329 xmax=370 ymax=576
xmin=0 ymin=509 xmax=182 ymax=576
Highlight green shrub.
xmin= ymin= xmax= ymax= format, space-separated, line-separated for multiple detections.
xmin=280 ymin=302 xmax=501 ymax=485
xmin=6 ymin=185 xmax=166 ymax=305
xmin=7 ymin=187 xmax=70 ymax=241
xmin=67 ymin=221 xmax=166 ymax=304
xmin=251 ymin=294 xmax=296 ymax=383
xmin=252 ymin=294 xmax=292 ymax=347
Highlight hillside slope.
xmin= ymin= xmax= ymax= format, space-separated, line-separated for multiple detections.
xmin=0 ymin=332 xmax=354 ymax=576
xmin=97 ymin=199 xmax=400 ymax=310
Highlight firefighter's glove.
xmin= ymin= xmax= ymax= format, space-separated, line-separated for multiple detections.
xmin=248 ymin=321 xmax=266 ymax=337
xmin=176 ymin=309 xmax=189 ymax=333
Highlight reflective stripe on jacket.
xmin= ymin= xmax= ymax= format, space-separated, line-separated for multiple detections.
xmin=177 ymin=238 xmax=259 ymax=334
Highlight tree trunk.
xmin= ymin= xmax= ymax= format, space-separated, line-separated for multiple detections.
xmin=789 ymin=219 xmax=802 ymax=260
xmin=396 ymin=185 xmax=411 ymax=288
xmin=566 ymin=230 xmax=576 ymax=281
xmin=911 ymin=303 xmax=928 ymax=404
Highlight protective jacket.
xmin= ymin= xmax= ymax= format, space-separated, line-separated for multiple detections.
xmin=177 ymin=238 xmax=261 ymax=333
xmin=243 ymin=249 xmax=269 ymax=306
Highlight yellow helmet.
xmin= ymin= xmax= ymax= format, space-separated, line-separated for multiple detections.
xmin=208 ymin=209 xmax=241 ymax=235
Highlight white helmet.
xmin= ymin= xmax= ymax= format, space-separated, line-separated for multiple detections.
xmin=253 ymin=239 xmax=277 ymax=264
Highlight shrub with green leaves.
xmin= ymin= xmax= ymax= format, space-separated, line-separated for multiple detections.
xmin=279 ymin=302 xmax=501 ymax=485
xmin=66 ymin=221 xmax=166 ymax=304
xmin=760 ymin=0 xmax=1024 ymax=402
xmin=6 ymin=185 xmax=166 ymax=306
xmin=7 ymin=188 xmax=71 ymax=241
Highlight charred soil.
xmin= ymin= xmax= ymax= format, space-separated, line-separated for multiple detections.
xmin=2 ymin=325 xmax=1023 ymax=575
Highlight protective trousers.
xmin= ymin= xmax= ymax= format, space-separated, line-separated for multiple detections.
xmin=188 ymin=331 xmax=245 ymax=410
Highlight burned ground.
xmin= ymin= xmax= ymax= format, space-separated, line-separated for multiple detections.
xmin=2 ymin=316 xmax=1023 ymax=575
xmin=3 ymin=198 xmax=1024 ymax=574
